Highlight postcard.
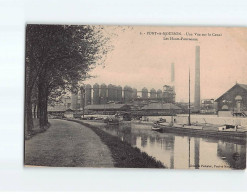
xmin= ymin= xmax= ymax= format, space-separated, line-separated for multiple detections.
xmin=24 ymin=25 xmax=247 ymax=169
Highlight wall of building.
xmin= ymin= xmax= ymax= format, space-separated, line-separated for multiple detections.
xmin=85 ymin=84 xmax=92 ymax=106
xmin=93 ymin=83 xmax=100 ymax=104
xmin=117 ymin=86 xmax=122 ymax=102
xmin=150 ymin=88 xmax=157 ymax=99
xmin=100 ymin=84 xmax=107 ymax=104
xmin=216 ymin=85 xmax=247 ymax=112
xmin=142 ymin=87 xmax=148 ymax=99
xmin=71 ymin=83 xmax=178 ymax=107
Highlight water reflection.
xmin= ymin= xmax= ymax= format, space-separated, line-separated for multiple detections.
xmin=102 ymin=123 xmax=246 ymax=169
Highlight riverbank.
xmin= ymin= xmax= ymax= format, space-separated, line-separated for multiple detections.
xmin=67 ymin=119 xmax=165 ymax=168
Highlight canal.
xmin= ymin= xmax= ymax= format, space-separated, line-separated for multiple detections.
xmin=85 ymin=121 xmax=246 ymax=170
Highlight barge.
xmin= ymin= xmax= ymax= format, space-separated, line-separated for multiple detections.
xmin=152 ymin=123 xmax=247 ymax=141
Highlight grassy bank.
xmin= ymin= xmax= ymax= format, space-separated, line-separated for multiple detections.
xmin=67 ymin=119 xmax=165 ymax=168
xmin=25 ymin=119 xmax=50 ymax=140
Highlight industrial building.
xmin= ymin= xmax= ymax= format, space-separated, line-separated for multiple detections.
xmin=150 ymin=88 xmax=157 ymax=99
xmin=85 ymin=84 xmax=92 ymax=106
xmin=215 ymin=83 xmax=247 ymax=117
xmin=100 ymin=83 xmax=107 ymax=104
xmin=123 ymin=86 xmax=133 ymax=103
xmin=93 ymin=83 xmax=100 ymax=105
xmin=163 ymin=85 xmax=175 ymax=103
xmin=200 ymin=99 xmax=216 ymax=114
xmin=141 ymin=87 xmax=148 ymax=99
xmin=67 ymin=59 xmax=177 ymax=108
xmin=84 ymin=104 xmax=131 ymax=115
xmin=47 ymin=95 xmax=72 ymax=114
xmin=117 ymin=85 xmax=123 ymax=102
xmin=49 ymin=59 xmax=179 ymax=116
xmin=141 ymin=103 xmax=182 ymax=115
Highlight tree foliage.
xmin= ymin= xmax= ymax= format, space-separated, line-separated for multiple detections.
xmin=25 ymin=24 xmax=112 ymax=133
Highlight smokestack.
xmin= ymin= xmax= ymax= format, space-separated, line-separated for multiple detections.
xmin=194 ymin=45 xmax=200 ymax=112
xmin=171 ymin=63 xmax=176 ymax=102
xmin=171 ymin=63 xmax=175 ymax=83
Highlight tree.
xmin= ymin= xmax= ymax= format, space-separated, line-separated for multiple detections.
xmin=25 ymin=25 xmax=112 ymax=134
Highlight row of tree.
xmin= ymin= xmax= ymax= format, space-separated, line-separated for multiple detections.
xmin=25 ymin=24 xmax=111 ymax=135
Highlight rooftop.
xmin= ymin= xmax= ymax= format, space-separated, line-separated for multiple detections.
xmin=142 ymin=103 xmax=182 ymax=110
xmin=215 ymin=83 xmax=247 ymax=102
xmin=85 ymin=104 xmax=130 ymax=110
xmin=238 ymin=84 xmax=247 ymax=91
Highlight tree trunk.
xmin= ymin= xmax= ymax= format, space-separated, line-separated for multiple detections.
xmin=38 ymin=80 xmax=49 ymax=129
xmin=24 ymin=57 xmax=38 ymax=134
xmin=24 ymin=62 xmax=34 ymax=134
xmin=25 ymin=87 xmax=33 ymax=134
xmin=33 ymin=103 xmax=37 ymax=118
xmin=45 ymin=95 xmax=48 ymax=124
xmin=38 ymin=83 xmax=45 ymax=129
xmin=37 ymin=104 xmax=40 ymax=118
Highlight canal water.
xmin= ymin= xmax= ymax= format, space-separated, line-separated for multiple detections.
xmin=86 ymin=121 xmax=246 ymax=170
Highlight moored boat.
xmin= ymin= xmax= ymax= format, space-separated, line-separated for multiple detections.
xmin=218 ymin=124 xmax=237 ymax=132
xmin=151 ymin=123 xmax=162 ymax=131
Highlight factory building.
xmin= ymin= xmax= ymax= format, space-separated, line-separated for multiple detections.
xmin=93 ymin=83 xmax=100 ymax=105
xmin=163 ymin=85 xmax=175 ymax=103
xmin=47 ymin=96 xmax=71 ymax=113
xmin=142 ymin=87 xmax=148 ymax=99
xmin=132 ymin=88 xmax=138 ymax=99
xmin=85 ymin=104 xmax=131 ymax=115
xmin=107 ymin=84 xmax=114 ymax=101
xmin=100 ymin=83 xmax=107 ymax=104
xmin=215 ymin=83 xmax=247 ymax=117
xmin=68 ymin=79 xmax=177 ymax=110
xmin=141 ymin=103 xmax=182 ymax=115
xmin=113 ymin=85 xmax=117 ymax=102
xmin=85 ymin=84 xmax=92 ymax=106
xmin=157 ymin=89 xmax=162 ymax=99
xmin=200 ymin=99 xmax=216 ymax=114
xmin=124 ymin=86 xmax=132 ymax=103
xmin=116 ymin=85 xmax=123 ymax=102
xmin=150 ymin=88 xmax=157 ymax=99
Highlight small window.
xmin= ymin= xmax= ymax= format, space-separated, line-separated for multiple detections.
xmin=235 ymin=95 xmax=242 ymax=101
xmin=222 ymin=105 xmax=229 ymax=110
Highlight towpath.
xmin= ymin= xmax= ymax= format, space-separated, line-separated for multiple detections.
xmin=25 ymin=119 xmax=114 ymax=167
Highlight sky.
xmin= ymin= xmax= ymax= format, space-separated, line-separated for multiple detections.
xmin=86 ymin=26 xmax=247 ymax=102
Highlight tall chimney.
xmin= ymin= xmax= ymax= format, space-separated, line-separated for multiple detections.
xmin=194 ymin=46 xmax=200 ymax=112
xmin=171 ymin=63 xmax=175 ymax=103
xmin=171 ymin=63 xmax=175 ymax=83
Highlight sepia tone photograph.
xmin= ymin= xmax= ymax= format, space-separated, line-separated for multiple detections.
xmin=24 ymin=25 xmax=247 ymax=170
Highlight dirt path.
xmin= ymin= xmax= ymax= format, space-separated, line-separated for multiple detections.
xmin=25 ymin=119 xmax=114 ymax=167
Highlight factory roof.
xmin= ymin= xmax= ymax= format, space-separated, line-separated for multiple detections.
xmin=85 ymin=104 xmax=130 ymax=110
xmin=142 ymin=103 xmax=182 ymax=110
xmin=215 ymin=83 xmax=247 ymax=102
xmin=238 ymin=84 xmax=247 ymax=91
